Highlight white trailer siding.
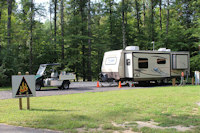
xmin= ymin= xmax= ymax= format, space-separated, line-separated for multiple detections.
xmin=101 ymin=49 xmax=189 ymax=81
xmin=124 ymin=53 xmax=133 ymax=78
xmin=171 ymin=52 xmax=190 ymax=77
xmin=101 ymin=50 xmax=124 ymax=79
xmin=133 ymin=53 xmax=170 ymax=81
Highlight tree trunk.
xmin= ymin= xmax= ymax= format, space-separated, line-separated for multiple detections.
xmin=54 ymin=0 xmax=57 ymax=57
xmin=87 ymin=0 xmax=92 ymax=81
xmin=50 ymin=0 xmax=53 ymax=45
xmin=80 ymin=0 xmax=86 ymax=81
xmin=122 ymin=0 xmax=126 ymax=49
xmin=60 ymin=0 xmax=64 ymax=61
xmin=0 ymin=11 xmax=1 ymax=22
xmin=125 ymin=0 xmax=128 ymax=26
xmin=135 ymin=0 xmax=140 ymax=33
xmin=166 ymin=0 xmax=169 ymax=48
xmin=151 ymin=0 xmax=154 ymax=42
xmin=98 ymin=1 xmax=101 ymax=74
xmin=159 ymin=0 xmax=162 ymax=31
xmin=109 ymin=0 xmax=113 ymax=45
xmin=0 ymin=10 xmax=1 ymax=51
xmin=125 ymin=0 xmax=128 ymax=46
xmin=7 ymin=0 xmax=12 ymax=47
xmin=29 ymin=0 xmax=34 ymax=73
xmin=143 ymin=0 xmax=145 ymax=26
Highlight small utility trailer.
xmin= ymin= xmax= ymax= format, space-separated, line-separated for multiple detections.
xmin=35 ymin=63 xmax=75 ymax=90
xmin=100 ymin=46 xmax=190 ymax=85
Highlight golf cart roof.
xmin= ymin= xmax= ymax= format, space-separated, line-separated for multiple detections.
xmin=36 ymin=63 xmax=60 ymax=77
xmin=40 ymin=63 xmax=60 ymax=66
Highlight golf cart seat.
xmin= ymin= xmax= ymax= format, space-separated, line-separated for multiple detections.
xmin=51 ymin=71 xmax=58 ymax=78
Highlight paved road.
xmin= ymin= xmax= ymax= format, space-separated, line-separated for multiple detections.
xmin=0 ymin=82 xmax=145 ymax=100
xmin=0 ymin=123 xmax=62 ymax=133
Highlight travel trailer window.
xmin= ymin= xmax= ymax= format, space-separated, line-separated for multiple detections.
xmin=105 ymin=57 xmax=117 ymax=65
xmin=138 ymin=58 xmax=148 ymax=68
xmin=157 ymin=58 xmax=166 ymax=64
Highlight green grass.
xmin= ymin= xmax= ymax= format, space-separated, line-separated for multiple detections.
xmin=0 ymin=86 xmax=58 ymax=91
xmin=0 ymin=86 xmax=12 ymax=91
xmin=0 ymin=85 xmax=200 ymax=133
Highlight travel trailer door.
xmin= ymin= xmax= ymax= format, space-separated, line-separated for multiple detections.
xmin=125 ymin=53 xmax=133 ymax=78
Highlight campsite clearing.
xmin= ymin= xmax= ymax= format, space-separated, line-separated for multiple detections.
xmin=0 ymin=85 xmax=199 ymax=133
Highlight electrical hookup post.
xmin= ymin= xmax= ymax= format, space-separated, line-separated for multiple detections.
xmin=195 ymin=71 xmax=200 ymax=85
xmin=12 ymin=72 xmax=36 ymax=110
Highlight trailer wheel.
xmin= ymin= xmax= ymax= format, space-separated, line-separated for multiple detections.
xmin=62 ymin=81 xmax=70 ymax=89
xmin=139 ymin=81 xmax=150 ymax=87
xmin=128 ymin=82 xmax=134 ymax=87
xmin=36 ymin=84 xmax=41 ymax=91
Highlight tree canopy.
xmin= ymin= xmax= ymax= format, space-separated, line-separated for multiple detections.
xmin=0 ymin=0 xmax=200 ymax=86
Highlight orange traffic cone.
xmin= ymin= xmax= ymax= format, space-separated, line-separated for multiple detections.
xmin=118 ymin=81 xmax=122 ymax=88
xmin=97 ymin=81 xmax=100 ymax=87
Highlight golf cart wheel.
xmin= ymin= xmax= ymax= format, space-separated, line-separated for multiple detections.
xmin=58 ymin=87 xmax=62 ymax=90
xmin=62 ymin=81 xmax=70 ymax=89
xmin=36 ymin=84 xmax=41 ymax=91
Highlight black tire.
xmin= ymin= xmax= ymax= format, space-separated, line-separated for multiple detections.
xmin=62 ymin=81 xmax=70 ymax=89
xmin=58 ymin=87 xmax=62 ymax=90
xmin=36 ymin=84 xmax=41 ymax=91
xmin=138 ymin=81 xmax=150 ymax=87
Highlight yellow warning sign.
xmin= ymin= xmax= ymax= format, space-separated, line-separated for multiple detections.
xmin=16 ymin=77 xmax=33 ymax=97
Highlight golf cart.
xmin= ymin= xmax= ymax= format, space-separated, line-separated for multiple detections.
xmin=35 ymin=63 xmax=76 ymax=91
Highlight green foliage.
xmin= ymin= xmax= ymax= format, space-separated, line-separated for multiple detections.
xmin=0 ymin=64 xmax=7 ymax=86
xmin=190 ymin=54 xmax=200 ymax=72
xmin=0 ymin=0 xmax=200 ymax=85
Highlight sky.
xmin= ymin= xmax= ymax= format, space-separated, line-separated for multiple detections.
xmin=16 ymin=0 xmax=49 ymax=22
xmin=16 ymin=0 xmax=121 ymax=23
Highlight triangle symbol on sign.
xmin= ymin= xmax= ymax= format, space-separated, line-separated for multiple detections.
xmin=16 ymin=77 xmax=33 ymax=96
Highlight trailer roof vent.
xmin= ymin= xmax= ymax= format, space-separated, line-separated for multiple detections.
xmin=125 ymin=46 xmax=139 ymax=51
xmin=158 ymin=48 xmax=166 ymax=51
xmin=158 ymin=48 xmax=171 ymax=52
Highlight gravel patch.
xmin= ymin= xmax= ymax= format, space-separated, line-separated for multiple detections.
xmin=0 ymin=123 xmax=62 ymax=133
xmin=112 ymin=121 xmax=196 ymax=132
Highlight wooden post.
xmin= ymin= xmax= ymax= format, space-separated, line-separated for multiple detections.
xmin=192 ymin=77 xmax=194 ymax=85
xmin=18 ymin=72 xmax=22 ymax=110
xmin=172 ymin=78 xmax=176 ymax=86
xmin=26 ymin=72 xmax=30 ymax=110
xmin=19 ymin=98 xmax=22 ymax=110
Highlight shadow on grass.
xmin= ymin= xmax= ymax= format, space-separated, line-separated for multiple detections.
xmin=32 ymin=114 xmax=96 ymax=130
xmin=30 ymin=108 xmax=78 ymax=112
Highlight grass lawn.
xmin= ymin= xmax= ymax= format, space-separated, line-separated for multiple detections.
xmin=0 ymin=86 xmax=57 ymax=91
xmin=0 ymin=86 xmax=12 ymax=91
xmin=0 ymin=86 xmax=200 ymax=133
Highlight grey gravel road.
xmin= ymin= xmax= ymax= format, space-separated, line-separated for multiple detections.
xmin=0 ymin=123 xmax=62 ymax=133
xmin=0 ymin=82 xmax=144 ymax=100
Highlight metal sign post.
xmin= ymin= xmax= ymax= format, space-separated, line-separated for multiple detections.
xmin=12 ymin=72 xmax=36 ymax=110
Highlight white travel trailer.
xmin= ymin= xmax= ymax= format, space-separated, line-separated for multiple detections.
xmin=100 ymin=46 xmax=190 ymax=84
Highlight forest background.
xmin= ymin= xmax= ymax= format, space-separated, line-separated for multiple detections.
xmin=0 ymin=0 xmax=200 ymax=86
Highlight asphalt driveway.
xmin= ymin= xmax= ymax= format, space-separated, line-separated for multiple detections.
xmin=0 ymin=82 xmax=145 ymax=100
